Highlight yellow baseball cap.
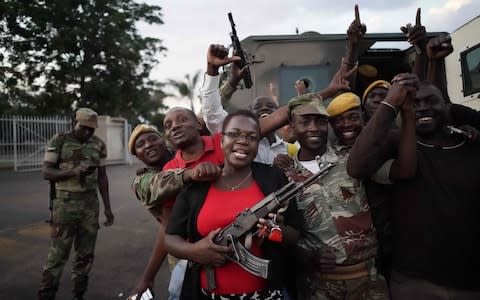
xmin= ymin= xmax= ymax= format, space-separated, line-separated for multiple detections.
xmin=326 ymin=92 xmax=361 ymax=118
xmin=128 ymin=124 xmax=162 ymax=155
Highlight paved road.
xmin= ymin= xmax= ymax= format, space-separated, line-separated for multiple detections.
xmin=0 ymin=164 xmax=169 ymax=300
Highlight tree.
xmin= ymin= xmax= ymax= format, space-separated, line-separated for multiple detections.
xmin=167 ymin=70 xmax=202 ymax=112
xmin=129 ymin=81 xmax=169 ymax=126
xmin=0 ymin=0 xmax=166 ymax=124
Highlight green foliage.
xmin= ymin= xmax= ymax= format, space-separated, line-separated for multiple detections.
xmin=167 ymin=70 xmax=202 ymax=112
xmin=0 ymin=0 xmax=167 ymax=124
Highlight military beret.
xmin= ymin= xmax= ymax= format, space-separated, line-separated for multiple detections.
xmin=326 ymin=92 xmax=361 ymax=118
xmin=288 ymin=93 xmax=328 ymax=118
xmin=128 ymin=124 xmax=162 ymax=155
xmin=358 ymin=64 xmax=378 ymax=78
xmin=362 ymin=80 xmax=391 ymax=105
xmin=75 ymin=108 xmax=98 ymax=129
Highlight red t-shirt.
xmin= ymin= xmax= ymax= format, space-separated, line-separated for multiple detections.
xmin=162 ymin=133 xmax=224 ymax=207
xmin=197 ymin=182 xmax=267 ymax=294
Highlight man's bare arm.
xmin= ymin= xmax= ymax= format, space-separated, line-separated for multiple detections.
xmin=389 ymin=88 xmax=417 ymax=180
xmin=347 ymin=73 xmax=418 ymax=179
xmin=42 ymin=161 xmax=82 ymax=181
xmin=132 ymin=208 xmax=170 ymax=295
xmin=401 ymin=8 xmax=427 ymax=81
xmin=98 ymin=166 xmax=114 ymax=226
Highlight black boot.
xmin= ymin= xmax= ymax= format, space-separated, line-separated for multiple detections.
xmin=37 ymin=271 xmax=57 ymax=300
xmin=37 ymin=290 xmax=56 ymax=300
xmin=72 ymin=275 xmax=88 ymax=300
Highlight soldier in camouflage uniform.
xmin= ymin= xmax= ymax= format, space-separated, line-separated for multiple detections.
xmin=128 ymin=124 xmax=176 ymax=223
xmin=128 ymin=123 xmax=222 ymax=299
xmin=286 ymin=94 xmax=388 ymax=300
xmin=38 ymin=108 xmax=114 ymax=300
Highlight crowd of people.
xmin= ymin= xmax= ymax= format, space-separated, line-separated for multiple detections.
xmin=37 ymin=5 xmax=480 ymax=300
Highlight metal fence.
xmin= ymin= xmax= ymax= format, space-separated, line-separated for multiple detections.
xmin=0 ymin=115 xmax=71 ymax=171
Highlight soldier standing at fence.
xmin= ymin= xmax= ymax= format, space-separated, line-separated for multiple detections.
xmin=37 ymin=107 xmax=114 ymax=300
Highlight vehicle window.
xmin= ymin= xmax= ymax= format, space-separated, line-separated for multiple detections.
xmin=461 ymin=43 xmax=480 ymax=96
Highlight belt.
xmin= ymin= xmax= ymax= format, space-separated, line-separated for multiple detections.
xmin=320 ymin=261 xmax=369 ymax=281
xmin=56 ymin=190 xmax=97 ymax=199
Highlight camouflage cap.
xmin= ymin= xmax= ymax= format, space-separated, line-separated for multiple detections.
xmin=128 ymin=124 xmax=162 ymax=155
xmin=75 ymin=108 xmax=98 ymax=129
xmin=288 ymin=93 xmax=329 ymax=118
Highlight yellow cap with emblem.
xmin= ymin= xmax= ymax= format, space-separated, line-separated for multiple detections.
xmin=326 ymin=92 xmax=361 ymax=118
xmin=128 ymin=124 xmax=162 ymax=155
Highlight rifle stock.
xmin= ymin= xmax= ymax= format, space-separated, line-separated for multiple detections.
xmin=228 ymin=12 xmax=253 ymax=89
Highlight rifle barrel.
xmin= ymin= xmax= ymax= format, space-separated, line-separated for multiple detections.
xmin=250 ymin=163 xmax=334 ymax=214
xmin=228 ymin=12 xmax=234 ymax=26
xmin=275 ymin=163 xmax=334 ymax=205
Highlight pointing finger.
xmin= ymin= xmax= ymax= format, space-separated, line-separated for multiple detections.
xmin=355 ymin=4 xmax=360 ymax=23
xmin=415 ymin=8 xmax=421 ymax=26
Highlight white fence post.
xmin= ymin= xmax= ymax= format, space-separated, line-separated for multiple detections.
xmin=0 ymin=114 xmax=131 ymax=172
xmin=13 ymin=116 xmax=18 ymax=172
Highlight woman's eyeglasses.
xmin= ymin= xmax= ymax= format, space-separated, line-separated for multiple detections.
xmin=223 ymin=131 xmax=259 ymax=143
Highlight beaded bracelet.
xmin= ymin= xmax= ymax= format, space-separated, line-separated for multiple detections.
xmin=380 ymin=101 xmax=399 ymax=115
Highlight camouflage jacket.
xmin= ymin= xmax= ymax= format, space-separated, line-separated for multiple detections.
xmin=285 ymin=144 xmax=377 ymax=265
xmin=44 ymin=132 xmax=106 ymax=192
xmin=131 ymin=168 xmax=185 ymax=221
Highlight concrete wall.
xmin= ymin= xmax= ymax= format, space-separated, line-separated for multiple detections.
xmin=95 ymin=116 xmax=130 ymax=165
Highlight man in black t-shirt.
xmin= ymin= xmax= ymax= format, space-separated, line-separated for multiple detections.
xmin=347 ymin=78 xmax=480 ymax=299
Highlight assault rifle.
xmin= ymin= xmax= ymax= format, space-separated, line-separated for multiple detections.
xmin=46 ymin=180 xmax=55 ymax=225
xmin=206 ymin=162 xmax=336 ymax=290
xmin=228 ymin=12 xmax=253 ymax=89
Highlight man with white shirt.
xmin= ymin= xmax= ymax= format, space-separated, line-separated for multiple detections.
xmin=251 ymin=95 xmax=295 ymax=164
xmin=200 ymin=44 xmax=295 ymax=165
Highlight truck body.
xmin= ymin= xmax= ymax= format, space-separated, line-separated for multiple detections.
xmin=445 ymin=15 xmax=480 ymax=110
xmin=227 ymin=31 xmax=446 ymax=110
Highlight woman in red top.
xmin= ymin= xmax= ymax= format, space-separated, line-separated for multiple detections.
xmin=165 ymin=110 xmax=300 ymax=300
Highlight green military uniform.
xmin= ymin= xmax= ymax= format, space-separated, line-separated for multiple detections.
xmin=286 ymin=145 xmax=388 ymax=300
xmin=132 ymin=167 xmax=184 ymax=221
xmin=287 ymin=94 xmax=388 ymax=300
xmin=38 ymin=109 xmax=107 ymax=300
xmin=132 ymin=167 xmax=185 ymax=271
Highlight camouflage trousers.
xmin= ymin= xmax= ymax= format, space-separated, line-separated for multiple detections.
xmin=37 ymin=190 xmax=99 ymax=300
xmin=303 ymin=274 xmax=390 ymax=300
